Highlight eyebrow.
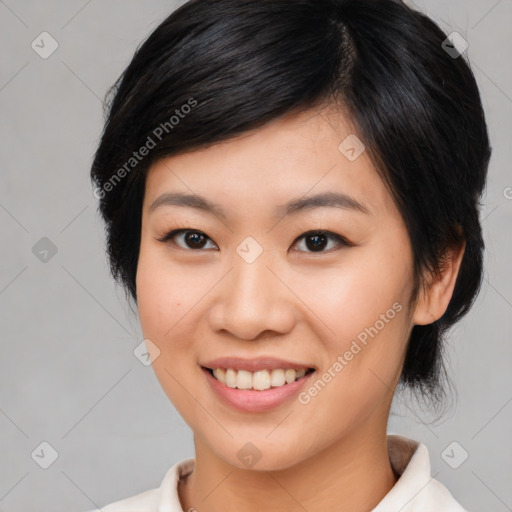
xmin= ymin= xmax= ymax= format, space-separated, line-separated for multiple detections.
xmin=148 ymin=191 xmax=370 ymax=219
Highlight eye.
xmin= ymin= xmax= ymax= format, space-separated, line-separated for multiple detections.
xmin=291 ymin=230 xmax=351 ymax=254
xmin=157 ymin=229 xmax=218 ymax=250
xmin=157 ymin=228 xmax=351 ymax=254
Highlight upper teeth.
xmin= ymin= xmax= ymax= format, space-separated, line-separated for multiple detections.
xmin=212 ymin=368 xmax=308 ymax=390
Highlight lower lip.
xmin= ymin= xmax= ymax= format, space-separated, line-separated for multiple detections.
xmin=202 ymin=367 xmax=315 ymax=412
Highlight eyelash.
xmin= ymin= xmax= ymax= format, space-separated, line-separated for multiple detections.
xmin=156 ymin=228 xmax=353 ymax=254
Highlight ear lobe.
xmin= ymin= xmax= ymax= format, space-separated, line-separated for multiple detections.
xmin=413 ymin=240 xmax=466 ymax=325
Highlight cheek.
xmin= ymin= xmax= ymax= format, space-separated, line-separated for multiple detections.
xmin=136 ymin=245 xmax=199 ymax=341
xmin=136 ymin=259 xmax=172 ymax=342
xmin=296 ymin=253 xmax=409 ymax=340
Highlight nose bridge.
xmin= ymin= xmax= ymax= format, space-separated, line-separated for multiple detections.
xmin=229 ymin=241 xmax=276 ymax=314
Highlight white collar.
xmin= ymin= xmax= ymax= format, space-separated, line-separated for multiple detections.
xmin=371 ymin=435 xmax=467 ymax=511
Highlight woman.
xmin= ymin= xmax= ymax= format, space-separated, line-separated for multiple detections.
xmin=87 ymin=0 xmax=491 ymax=510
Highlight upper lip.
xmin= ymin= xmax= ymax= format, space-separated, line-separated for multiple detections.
xmin=201 ymin=356 xmax=316 ymax=372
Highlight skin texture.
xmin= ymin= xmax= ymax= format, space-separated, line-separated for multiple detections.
xmin=136 ymin=107 xmax=464 ymax=512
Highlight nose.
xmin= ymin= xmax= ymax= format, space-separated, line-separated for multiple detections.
xmin=207 ymin=249 xmax=297 ymax=341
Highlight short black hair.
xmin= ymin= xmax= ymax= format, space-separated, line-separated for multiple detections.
xmin=90 ymin=0 xmax=491 ymax=399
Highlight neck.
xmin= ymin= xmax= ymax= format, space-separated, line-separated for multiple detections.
xmin=179 ymin=422 xmax=397 ymax=512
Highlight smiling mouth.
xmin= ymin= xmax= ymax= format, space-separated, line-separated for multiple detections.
xmin=202 ymin=366 xmax=316 ymax=391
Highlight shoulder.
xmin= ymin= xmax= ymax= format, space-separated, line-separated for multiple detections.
xmin=83 ymin=487 xmax=159 ymax=512
xmin=82 ymin=458 xmax=195 ymax=512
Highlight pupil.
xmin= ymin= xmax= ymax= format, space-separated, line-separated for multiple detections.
xmin=307 ymin=234 xmax=326 ymax=251
xmin=187 ymin=232 xmax=206 ymax=248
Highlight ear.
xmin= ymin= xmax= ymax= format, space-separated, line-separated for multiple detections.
xmin=413 ymin=240 xmax=466 ymax=325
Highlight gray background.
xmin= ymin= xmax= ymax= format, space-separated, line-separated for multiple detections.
xmin=0 ymin=0 xmax=511 ymax=511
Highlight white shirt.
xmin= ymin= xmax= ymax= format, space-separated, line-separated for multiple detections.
xmin=85 ymin=435 xmax=467 ymax=512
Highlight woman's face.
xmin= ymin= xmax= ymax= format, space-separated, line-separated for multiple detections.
xmin=136 ymin=108 xmax=419 ymax=470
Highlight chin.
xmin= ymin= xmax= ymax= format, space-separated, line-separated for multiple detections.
xmin=208 ymin=436 xmax=314 ymax=473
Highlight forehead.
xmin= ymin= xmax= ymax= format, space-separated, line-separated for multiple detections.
xmin=143 ymin=107 xmax=395 ymax=220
